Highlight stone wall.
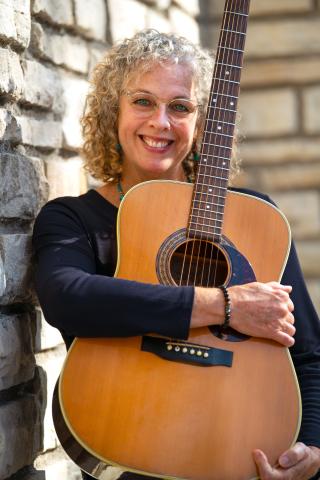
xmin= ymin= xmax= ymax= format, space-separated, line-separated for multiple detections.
xmin=0 ymin=1 xmax=199 ymax=479
xmin=0 ymin=1 xmax=319 ymax=479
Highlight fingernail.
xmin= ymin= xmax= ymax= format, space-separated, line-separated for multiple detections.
xmin=279 ymin=455 xmax=290 ymax=467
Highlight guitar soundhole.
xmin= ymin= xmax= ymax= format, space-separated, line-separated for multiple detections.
xmin=169 ymin=240 xmax=229 ymax=287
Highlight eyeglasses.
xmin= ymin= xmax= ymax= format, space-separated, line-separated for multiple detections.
xmin=124 ymin=91 xmax=201 ymax=122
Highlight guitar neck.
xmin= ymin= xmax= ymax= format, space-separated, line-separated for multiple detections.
xmin=189 ymin=0 xmax=251 ymax=242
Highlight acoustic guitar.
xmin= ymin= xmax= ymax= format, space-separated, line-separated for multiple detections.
xmin=54 ymin=1 xmax=301 ymax=479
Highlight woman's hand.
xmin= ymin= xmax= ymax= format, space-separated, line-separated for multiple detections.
xmin=228 ymin=281 xmax=295 ymax=347
xmin=253 ymin=443 xmax=320 ymax=479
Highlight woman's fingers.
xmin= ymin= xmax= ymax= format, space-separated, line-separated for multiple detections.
xmin=228 ymin=282 xmax=296 ymax=345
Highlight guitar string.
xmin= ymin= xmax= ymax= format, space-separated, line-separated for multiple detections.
xmin=178 ymin=0 xmax=248 ymax=289
xmin=197 ymin=0 xmax=236 ymax=289
xmin=204 ymin=0 xmax=239 ymax=289
xmin=207 ymin=0 xmax=249 ymax=290
xmin=196 ymin=0 xmax=238 ymax=289
xmin=208 ymin=0 xmax=245 ymax=289
xmin=183 ymin=3 xmax=231 ymax=288
xmin=193 ymin=0 xmax=240 ymax=289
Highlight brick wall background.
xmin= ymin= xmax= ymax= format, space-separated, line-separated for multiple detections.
xmin=0 ymin=1 xmax=319 ymax=479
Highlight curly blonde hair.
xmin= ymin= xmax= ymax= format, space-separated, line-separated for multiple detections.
xmin=82 ymin=29 xmax=240 ymax=183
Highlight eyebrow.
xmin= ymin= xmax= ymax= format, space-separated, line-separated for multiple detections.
xmin=128 ymin=89 xmax=194 ymax=101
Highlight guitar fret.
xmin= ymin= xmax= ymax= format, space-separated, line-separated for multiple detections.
xmin=194 ymin=196 xmax=225 ymax=206
xmin=211 ymin=92 xmax=237 ymax=99
xmin=190 ymin=212 xmax=223 ymax=222
xmin=222 ymin=28 xmax=246 ymax=36
xmin=216 ymin=62 xmax=242 ymax=69
xmin=199 ymin=158 xmax=230 ymax=167
xmin=208 ymin=105 xmax=237 ymax=113
xmin=213 ymin=77 xmax=240 ymax=85
xmin=192 ymin=212 xmax=223 ymax=220
xmin=218 ymin=46 xmax=244 ymax=53
xmin=206 ymin=119 xmax=235 ymax=126
xmin=197 ymin=174 xmax=228 ymax=182
xmin=203 ymin=143 xmax=232 ymax=150
xmin=189 ymin=226 xmax=221 ymax=235
xmin=204 ymin=132 xmax=234 ymax=139
xmin=195 ymin=196 xmax=226 ymax=204
xmin=225 ymin=11 xmax=249 ymax=17
xmin=192 ymin=198 xmax=224 ymax=207
xmin=190 ymin=219 xmax=223 ymax=226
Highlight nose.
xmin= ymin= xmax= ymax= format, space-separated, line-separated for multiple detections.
xmin=147 ymin=104 xmax=171 ymax=129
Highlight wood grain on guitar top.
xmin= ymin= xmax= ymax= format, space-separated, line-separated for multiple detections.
xmin=59 ymin=181 xmax=301 ymax=480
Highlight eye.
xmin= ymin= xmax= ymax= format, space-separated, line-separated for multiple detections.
xmin=130 ymin=94 xmax=155 ymax=109
xmin=169 ymin=100 xmax=194 ymax=114
xmin=134 ymin=97 xmax=151 ymax=107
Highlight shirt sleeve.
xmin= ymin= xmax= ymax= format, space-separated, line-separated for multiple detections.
xmin=283 ymin=243 xmax=320 ymax=449
xmin=32 ymin=200 xmax=194 ymax=342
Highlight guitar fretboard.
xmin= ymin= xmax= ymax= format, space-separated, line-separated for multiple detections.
xmin=189 ymin=0 xmax=250 ymax=242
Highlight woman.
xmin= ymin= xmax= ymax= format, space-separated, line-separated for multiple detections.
xmin=32 ymin=30 xmax=320 ymax=480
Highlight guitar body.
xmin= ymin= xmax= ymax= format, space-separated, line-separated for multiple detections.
xmin=58 ymin=181 xmax=301 ymax=480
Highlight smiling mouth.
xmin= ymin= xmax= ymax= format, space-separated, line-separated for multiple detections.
xmin=140 ymin=135 xmax=174 ymax=148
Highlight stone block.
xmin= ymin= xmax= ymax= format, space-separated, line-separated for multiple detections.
xmin=13 ymin=116 xmax=63 ymax=149
xmin=31 ymin=22 xmax=89 ymax=74
xmin=295 ymin=240 xmax=320 ymax=277
xmin=258 ymin=163 xmax=320 ymax=191
xmin=271 ymin=191 xmax=320 ymax=239
xmin=108 ymin=0 xmax=147 ymax=42
xmin=34 ymin=447 xmax=82 ymax=480
xmin=242 ymin=58 xmax=320 ymax=87
xmin=74 ymin=0 xmax=107 ymax=40
xmin=32 ymin=0 xmax=73 ymax=27
xmin=35 ymin=307 xmax=64 ymax=353
xmin=35 ymin=346 xmax=66 ymax=451
xmin=13 ymin=467 xmax=45 ymax=480
xmin=0 ymin=0 xmax=31 ymax=49
xmin=303 ymin=86 xmax=320 ymax=134
xmin=88 ymin=44 xmax=108 ymax=75
xmin=246 ymin=19 xmax=320 ymax=58
xmin=197 ymin=0 xmax=312 ymax=17
xmin=0 ymin=109 xmax=7 ymax=138
xmin=169 ymin=6 xmax=200 ymax=44
xmin=45 ymin=156 xmax=87 ymax=200
xmin=240 ymin=138 xmax=320 ymax=165
xmin=0 ymin=312 xmax=35 ymax=390
xmin=239 ymin=89 xmax=298 ymax=137
xmin=21 ymin=60 xmax=64 ymax=113
xmin=146 ymin=10 xmax=171 ymax=33
xmin=250 ymin=0 xmax=312 ymax=15
xmin=0 ymin=255 xmax=5 ymax=298
xmin=61 ymin=75 xmax=89 ymax=149
xmin=143 ymin=0 xmax=171 ymax=8
xmin=173 ymin=0 xmax=199 ymax=16
xmin=0 ymin=396 xmax=42 ymax=479
xmin=0 ymin=48 xmax=24 ymax=99
xmin=0 ymin=152 xmax=49 ymax=220
xmin=0 ymin=234 xmax=34 ymax=304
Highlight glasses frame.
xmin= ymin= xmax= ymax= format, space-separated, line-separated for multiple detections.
xmin=123 ymin=90 xmax=202 ymax=122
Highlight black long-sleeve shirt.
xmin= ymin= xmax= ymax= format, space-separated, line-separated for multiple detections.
xmin=32 ymin=187 xmax=320 ymax=449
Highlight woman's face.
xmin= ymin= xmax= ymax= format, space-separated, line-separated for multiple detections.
xmin=118 ymin=62 xmax=198 ymax=181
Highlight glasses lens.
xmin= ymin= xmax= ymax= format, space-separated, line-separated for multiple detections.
xmin=168 ymin=99 xmax=197 ymax=116
xmin=127 ymin=92 xmax=156 ymax=114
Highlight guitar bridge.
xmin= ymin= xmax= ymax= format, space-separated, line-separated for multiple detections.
xmin=141 ymin=336 xmax=233 ymax=367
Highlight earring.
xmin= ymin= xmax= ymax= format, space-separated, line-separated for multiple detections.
xmin=193 ymin=150 xmax=200 ymax=162
xmin=116 ymin=143 xmax=122 ymax=152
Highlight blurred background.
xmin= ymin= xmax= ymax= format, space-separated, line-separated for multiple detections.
xmin=0 ymin=1 xmax=319 ymax=478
